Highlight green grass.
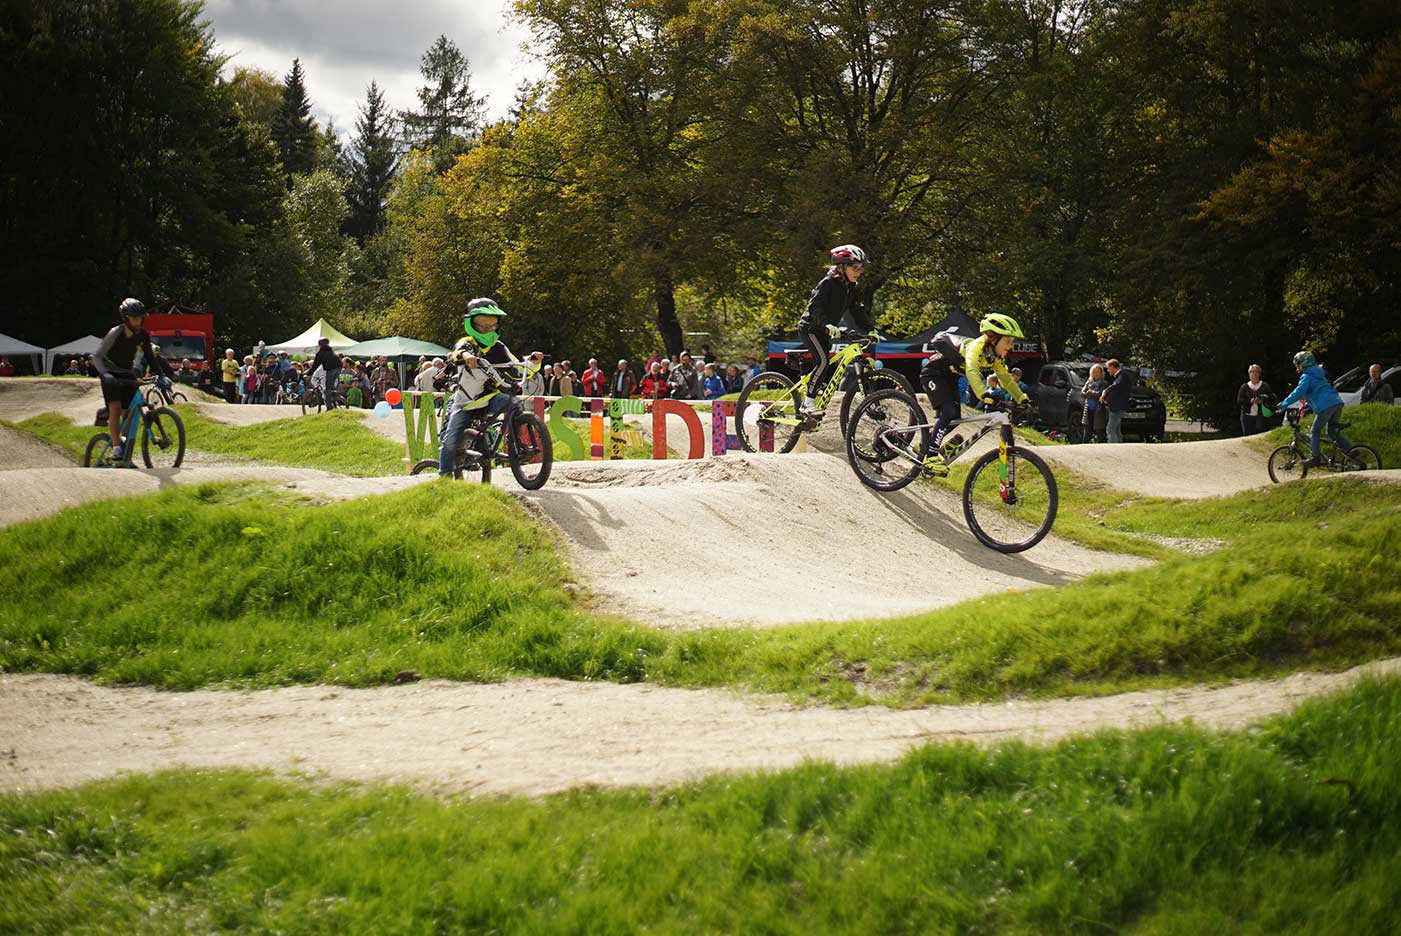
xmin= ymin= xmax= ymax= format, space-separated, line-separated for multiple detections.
xmin=2 ymin=475 xmax=1398 ymax=703
xmin=9 ymin=407 xmax=409 ymax=476
xmin=3 ymin=676 xmax=1399 ymax=933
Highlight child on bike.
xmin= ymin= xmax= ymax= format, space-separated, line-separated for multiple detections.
xmin=797 ymin=244 xmax=875 ymax=417
xmin=92 ymin=298 xmax=173 ymax=461
xmin=439 ymin=298 xmax=544 ymax=477
xmin=1277 ymin=351 xmax=1352 ymax=468
xmin=917 ymin=313 xmax=1031 ymax=476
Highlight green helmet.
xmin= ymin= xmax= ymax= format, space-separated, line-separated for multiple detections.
xmin=979 ymin=313 xmax=1025 ymax=339
xmin=463 ymin=298 xmax=506 ymax=349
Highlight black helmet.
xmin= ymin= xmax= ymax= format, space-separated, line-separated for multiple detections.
xmin=119 ymin=298 xmax=147 ymax=320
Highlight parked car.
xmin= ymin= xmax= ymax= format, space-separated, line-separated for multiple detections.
xmin=1332 ymin=364 xmax=1401 ymax=406
xmin=1031 ymin=361 xmax=1167 ymax=441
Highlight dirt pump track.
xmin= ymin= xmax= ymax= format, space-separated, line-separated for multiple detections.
xmin=3 ymin=376 xmax=1400 ymax=796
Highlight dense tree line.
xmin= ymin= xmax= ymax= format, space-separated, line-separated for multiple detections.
xmin=2 ymin=0 xmax=1396 ymax=427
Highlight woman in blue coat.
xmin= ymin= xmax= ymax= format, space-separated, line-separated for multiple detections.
xmin=1277 ymin=351 xmax=1352 ymax=467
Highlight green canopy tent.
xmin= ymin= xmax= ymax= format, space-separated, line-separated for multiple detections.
xmin=340 ymin=336 xmax=452 ymax=391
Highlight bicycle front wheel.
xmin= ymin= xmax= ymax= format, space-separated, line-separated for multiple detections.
xmin=142 ymin=407 xmax=186 ymax=468
xmin=838 ymin=369 xmax=915 ymax=440
xmin=844 ymin=388 xmax=928 ymax=492
xmin=962 ymin=446 xmax=1058 ymax=553
xmin=508 ymin=412 xmax=552 ymax=490
xmin=1343 ymin=444 xmax=1381 ymax=472
xmin=735 ymin=372 xmax=803 ymax=454
xmin=301 ymin=388 xmax=323 ymax=415
xmin=1267 ymin=445 xmax=1307 ymax=483
xmin=83 ymin=433 xmax=113 ymax=467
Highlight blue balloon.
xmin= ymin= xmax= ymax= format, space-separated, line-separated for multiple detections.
xmin=373 ymin=400 xmax=392 ymax=418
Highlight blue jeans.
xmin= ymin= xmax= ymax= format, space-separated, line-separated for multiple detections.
xmin=323 ymin=368 xmax=341 ymax=410
xmin=439 ymin=393 xmax=512 ymax=476
xmin=1309 ymin=403 xmax=1351 ymax=461
xmin=1106 ymin=409 xmax=1125 ymax=443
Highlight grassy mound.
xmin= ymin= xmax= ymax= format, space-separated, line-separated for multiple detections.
xmin=1261 ymin=402 xmax=1401 ymax=466
xmin=1 ymin=475 xmax=1397 ymax=702
xmin=3 ymin=676 xmax=1398 ymax=933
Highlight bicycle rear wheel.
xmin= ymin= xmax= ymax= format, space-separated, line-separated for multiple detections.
xmin=838 ymin=369 xmax=916 ymax=440
xmin=141 ymin=407 xmax=186 ymax=468
xmin=1341 ymin=444 xmax=1381 ymax=472
xmin=962 ymin=446 xmax=1058 ymax=553
xmin=301 ymin=388 xmax=323 ymax=415
xmin=844 ymin=388 xmax=928 ymax=492
xmin=735 ymin=372 xmax=804 ymax=454
xmin=1267 ymin=444 xmax=1307 ymax=483
xmin=507 ymin=412 xmax=552 ymax=490
xmin=83 ymin=433 xmax=113 ymax=467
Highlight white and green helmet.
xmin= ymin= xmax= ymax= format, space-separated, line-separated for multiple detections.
xmin=463 ymin=298 xmax=506 ymax=349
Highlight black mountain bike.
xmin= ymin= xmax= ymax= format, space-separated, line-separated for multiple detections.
xmin=1267 ymin=404 xmax=1381 ymax=483
xmin=410 ymin=358 xmax=553 ymax=490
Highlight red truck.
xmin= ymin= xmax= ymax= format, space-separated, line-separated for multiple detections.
xmin=143 ymin=310 xmax=215 ymax=370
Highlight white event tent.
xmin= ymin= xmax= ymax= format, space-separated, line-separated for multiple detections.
xmin=265 ymin=319 xmax=357 ymax=356
xmin=0 ymin=332 xmax=45 ymax=373
xmin=44 ymin=334 xmax=103 ymax=374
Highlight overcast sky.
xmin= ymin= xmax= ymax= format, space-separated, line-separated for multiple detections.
xmin=203 ymin=0 xmax=548 ymax=136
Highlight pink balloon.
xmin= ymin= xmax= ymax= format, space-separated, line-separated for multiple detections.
xmin=385 ymin=388 xmax=402 ymax=406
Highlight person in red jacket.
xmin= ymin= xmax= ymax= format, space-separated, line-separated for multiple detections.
xmin=639 ymin=361 xmax=670 ymax=400
xmin=580 ymin=358 xmax=606 ymax=398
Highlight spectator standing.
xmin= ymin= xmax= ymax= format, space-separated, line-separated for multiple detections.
xmin=702 ymin=363 xmax=726 ymax=400
xmin=0 ymin=357 xmax=13 ymax=376
xmin=1081 ymin=363 xmax=1108 ymax=443
xmin=241 ymin=356 xmax=258 ymax=403
xmin=176 ymin=359 xmax=195 ymax=383
xmin=220 ymin=348 xmax=240 ymax=402
xmin=1010 ymin=367 xmax=1030 ymax=397
xmin=639 ymin=361 xmax=669 ymax=399
xmin=581 ymin=358 xmax=606 ymax=398
xmin=746 ymin=357 xmax=762 ymax=382
xmin=1099 ymin=358 xmax=1134 ymax=443
xmin=1360 ymin=364 xmax=1395 ymax=405
xmin=1236 ymin=364 xmax=1276 ymax=435
xmin=611 ymin=359 xmax=637 ymax=397
xmin=65 ymin=358 xmax=82 ymax=375
xmin=724 ymin=364 xmax=744 ymax=393
xmin=308 ymin=338 xmax=342 ymax=410
xmin=669 ymin=352 xmax=700 ymax=400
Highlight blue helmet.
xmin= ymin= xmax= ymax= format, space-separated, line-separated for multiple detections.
xmin=1293 ymin=351 xmax=1316 ymax=369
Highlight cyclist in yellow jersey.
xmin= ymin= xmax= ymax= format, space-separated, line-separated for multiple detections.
xmin=917 ymin=314 xmax=1031 ymax=476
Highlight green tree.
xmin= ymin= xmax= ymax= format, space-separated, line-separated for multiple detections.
xmin=273 ymin=58 xmax=318 ymax=183
xmin=228 ymin=66 xmax=282 ymax=131
xmin=399 ymin=35 xmax=487 ymax=172
xmin=346 ymin=81 xmax=399 ymax=242
xmin=285 ymin=169 xmax=353 ymax=327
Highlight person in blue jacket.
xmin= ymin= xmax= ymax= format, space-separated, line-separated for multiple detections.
xmin=1277 ymin=351 xmax=1352 ymax=467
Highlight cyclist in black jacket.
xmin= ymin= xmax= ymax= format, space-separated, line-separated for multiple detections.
xmin=797 ymin=244 xmax=874 ymax=417
xmin=92 ymin=298 xmax=173 ymax=460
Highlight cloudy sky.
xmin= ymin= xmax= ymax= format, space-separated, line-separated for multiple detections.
xmin=203 ymin=0 xmax=549 ymax=135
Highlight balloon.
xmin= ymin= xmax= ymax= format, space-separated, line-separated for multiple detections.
xmin=385 ymin=388 xmax=402 ymax=406
xmin=374 ymin=400 xmax=392 ymax=418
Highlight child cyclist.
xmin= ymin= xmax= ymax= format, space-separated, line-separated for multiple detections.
xmin=1277 ymin=351 xmax=1351 ymax=468
xmin=797 ymin=244 xmax=875 ymax=417
xmin=439 ymin=297 xmax=544 ymax=477
xmin=917 ymin=313 xmax=1031 ymax=476
xmin=92 ymin=298 xmax=174 ymax=461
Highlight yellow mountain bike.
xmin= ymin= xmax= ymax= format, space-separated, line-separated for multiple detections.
xmin=734 ymin=330 xmax=914 ymax=453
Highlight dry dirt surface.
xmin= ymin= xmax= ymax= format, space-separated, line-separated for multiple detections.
xmin=4 ymin=659 xmax=1398 ymax=797
xmin=1033 ymin=435 xmax=1271 ymax=500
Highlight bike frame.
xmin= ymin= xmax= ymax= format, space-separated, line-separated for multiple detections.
xmin=878 ymin=409 xmax=1020 ymax=486
xmin=110 ymin=385 xmax=149 ymax=467
xmin=1283 ymin=405 xmax=1351 ymax=468
xmin=764 ymin=336 xmax=877 ymax=425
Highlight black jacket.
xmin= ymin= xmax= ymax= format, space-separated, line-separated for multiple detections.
xmin=798 ymin=275 xmax=873 ymax=333
xmin=94 ymin=324 xmax=171 ymax=380
xmin=1103 ymin=367 xmax=1135 ymax=412
xmin=1236 ymin=380 xmax=1275 ymax=414
xmin=310 ymin=346 xmax=341 ymax=376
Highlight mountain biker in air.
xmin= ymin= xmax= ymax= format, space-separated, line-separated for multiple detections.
xmin=92 ymin=298 xmax=173 ymax=462
xmin=439 ymin=298 xmax=544 ymax=478
xmin=1277 ymin=351 xmax=1351 ymax=468
xmin=797 ymin=244 xmax=875 ymax=418
xmin=917 ymin=313 xmax=1031 ymax=477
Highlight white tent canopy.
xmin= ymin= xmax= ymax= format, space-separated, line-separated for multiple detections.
xmin=44 ymin=334 xmax=103 ymax=374
xmin=0 ymin=331 xmax=45 ymax=373
xmin=265 ymin=318 xmax=357 ymax=355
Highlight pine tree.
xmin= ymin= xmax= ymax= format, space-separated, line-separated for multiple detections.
xmin=399 ymin=35 xmax=486 ymax=170
xmin=273 ymin=58 xmax=317 ymax=183
xmin=345 ymin=82 xmax=398 ymax=242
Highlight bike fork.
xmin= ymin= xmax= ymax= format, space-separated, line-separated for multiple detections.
xmin=998 ymin=424 xmax=1017 ymax=504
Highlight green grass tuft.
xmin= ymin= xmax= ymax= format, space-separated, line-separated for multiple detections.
xmin=3 ymin=676 xmax=1399 ymax=933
